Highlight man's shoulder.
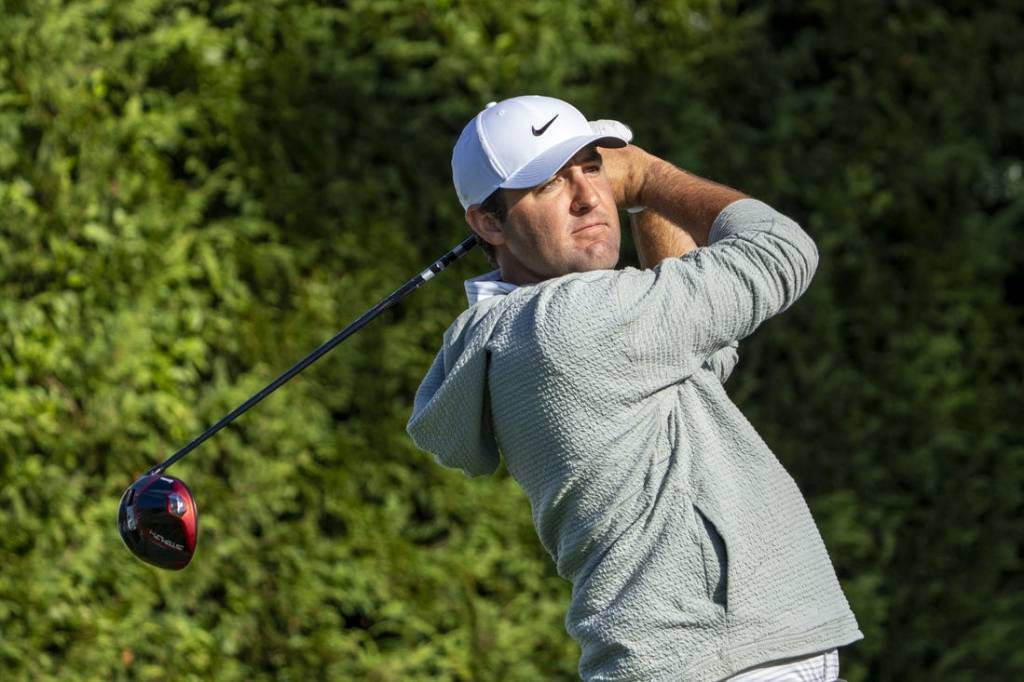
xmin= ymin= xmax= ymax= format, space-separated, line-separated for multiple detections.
xmin=442 ymin=295 xmax=509 ymax=348
xmin=530 ymin=267 xmax=647 ymax=300
xmin=496 ymin=270 xmax=643 ymax=344
xmin=443 ymin=268 xmax=655 ymax=351
xmin=523 ymin=268 xmax=656 ymax=318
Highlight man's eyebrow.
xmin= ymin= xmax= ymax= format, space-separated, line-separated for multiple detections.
xmin=540 ymin=148 xmax=603 ymax=187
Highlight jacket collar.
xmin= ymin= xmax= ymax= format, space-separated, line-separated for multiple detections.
xmin=464 ymin=269 xmax=519 ymax=305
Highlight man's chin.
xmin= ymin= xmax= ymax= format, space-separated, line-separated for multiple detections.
xmin=570 ymin=247 xmax=621 ymax=273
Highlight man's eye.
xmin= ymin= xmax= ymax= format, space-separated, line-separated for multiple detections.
xmin=539 ymin=178 xmax=560 ymax=192
xmin=584 ymin=164 xmax=601 ymax=174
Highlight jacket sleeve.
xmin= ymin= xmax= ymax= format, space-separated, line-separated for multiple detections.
xmin=406 ymin=306 xmax=502 ymax=478
xmin=702 ymin=341 xmax=739 ymax=384
xmin=612 ymin=199 xmax=817 ymax=389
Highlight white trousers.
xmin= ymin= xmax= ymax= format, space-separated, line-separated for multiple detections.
xmin=724 ymin=649 xmax=842 ymax=682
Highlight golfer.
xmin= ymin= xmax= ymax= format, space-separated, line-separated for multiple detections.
xmin=408 ymin=96 xmax=862 ymax=681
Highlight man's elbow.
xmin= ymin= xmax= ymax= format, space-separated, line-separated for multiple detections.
xmin=802 ymin=231 xmax=820 ymax=283
xmin=773 ymin=215 xmax=820 ymax=304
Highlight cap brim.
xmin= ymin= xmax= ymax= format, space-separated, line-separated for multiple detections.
xmin=499 ymin=133 xmax=628 ymax=191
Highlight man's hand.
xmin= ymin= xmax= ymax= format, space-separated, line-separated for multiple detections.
xmin=599 ymin=144 xmax=652 ymax=209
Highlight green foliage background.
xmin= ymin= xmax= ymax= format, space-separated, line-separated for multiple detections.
xmin=1 ymin=0 xmax=1022 ymax=680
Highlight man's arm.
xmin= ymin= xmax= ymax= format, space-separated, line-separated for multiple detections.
xmin=629 ymin=209 xmax=698 ymax=268
xmin=596 ymin=144 xmax=817 ymax=387
xmin=602 ymin=144 xmax=748 ymax=254
xmin=629 ymin=208 xmax=741 ymax=384
xmin=604 ymin=144 xmax=746 ymax=384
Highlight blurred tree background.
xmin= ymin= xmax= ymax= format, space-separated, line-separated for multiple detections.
xmin=1 ymin=0 xmax=1021 ymax=680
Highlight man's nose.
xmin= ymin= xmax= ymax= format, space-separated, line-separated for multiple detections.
xmin=569 ymin=172 xmax=598 ymax=214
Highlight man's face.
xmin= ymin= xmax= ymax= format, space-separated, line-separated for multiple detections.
xmin=474 ymin=146 xmax=622 ymax=284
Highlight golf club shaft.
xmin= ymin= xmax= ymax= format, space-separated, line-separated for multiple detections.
xmin=147 ymin=235 xmax=478 ymax=475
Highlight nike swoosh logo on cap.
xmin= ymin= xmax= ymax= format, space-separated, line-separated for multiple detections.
xmin=531 ymin=115 xmax=559 ymax=136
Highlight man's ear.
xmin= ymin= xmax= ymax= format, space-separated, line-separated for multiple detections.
xmin=465 ymin=206 xmax=506 ymax=248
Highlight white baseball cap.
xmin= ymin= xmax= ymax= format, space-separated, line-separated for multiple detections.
xmin=452 ymin=95 xmax=633 ymax=209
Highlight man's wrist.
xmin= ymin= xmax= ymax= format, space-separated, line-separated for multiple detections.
xmin=623 ymin=146 xmax=651 ymax=210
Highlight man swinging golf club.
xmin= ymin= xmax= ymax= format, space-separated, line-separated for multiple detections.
xmin=407 ymin=96 xmax=862 ymax=681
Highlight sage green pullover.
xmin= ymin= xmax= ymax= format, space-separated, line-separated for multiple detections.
xmin=407 ymin=199 xmax=862 ymax=681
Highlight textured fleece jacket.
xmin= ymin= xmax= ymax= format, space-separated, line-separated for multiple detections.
xmin=407 ymin=199 xmax=862 ymax=681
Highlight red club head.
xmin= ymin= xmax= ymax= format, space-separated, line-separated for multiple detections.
xmin=118 ymin=474 xmax=198 ymax=570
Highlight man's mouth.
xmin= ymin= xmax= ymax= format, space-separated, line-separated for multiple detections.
xmin=573 ymin=222 xmax=606 ymax=235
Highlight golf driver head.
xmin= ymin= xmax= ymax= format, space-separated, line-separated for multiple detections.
xmin=118 ymin=474 xmax=198 ymax=570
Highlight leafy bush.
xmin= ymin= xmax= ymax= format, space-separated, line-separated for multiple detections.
xmin=1 ymin=1 xmax=1021 ymax=680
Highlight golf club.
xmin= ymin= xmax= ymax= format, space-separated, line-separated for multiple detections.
xmin=118 ymin=235 xmax=478 ymax=570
